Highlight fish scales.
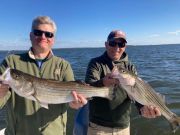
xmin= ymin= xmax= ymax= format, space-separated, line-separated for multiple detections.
xmin=33 ymin=81 xmax=110 ymax=97
xmin=0 ymin=68 xmax=114 ymax=109
xmin=135 ymin=79 xmax=166 ymax=110
xmin=112 ymin=66 xmax=180 ymax=132
xmin=135 ymin=78 xmax=174 ymax=119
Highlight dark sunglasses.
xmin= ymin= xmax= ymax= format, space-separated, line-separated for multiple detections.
xmin=33 ymin=29 xmax=54 ymax=38
xmin=108 ymin=41 xmax=126 ymax=48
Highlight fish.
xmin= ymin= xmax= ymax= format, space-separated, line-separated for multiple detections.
xmin=111 ymin=66 xmax=180 ymax=132
xmin=0 ymin=68 xmax=114 ymax=109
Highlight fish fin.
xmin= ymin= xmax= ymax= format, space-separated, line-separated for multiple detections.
xmin=128 ymin=86 xmax=136 ymax=102
xmin=114 ymin=85 xmax=135 ymax=101
xmin=31 ymin=86 xmax=49 ymax=109
xmin=24 ymin=89 xmax=35 ymax=96
xmin=170 ymin=114 xmax=180 ymax=133
xmin=107 ymin=86 xmax=115 ymax=100
xmin=39 ymin=102 xmax=49 ymax=109
xmin=32 ymin=95 xmax=49 ymax=109
xmin=74 ymin=80 xmax=87 ymax=85
xmin=156 ymin=92 xmax=166 ymax=103
xmin=124 ymin=85 xmax=135 ymax=102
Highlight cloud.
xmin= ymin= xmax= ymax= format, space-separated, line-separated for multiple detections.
xmin=168 ymin=30 xmax=180 ymax=35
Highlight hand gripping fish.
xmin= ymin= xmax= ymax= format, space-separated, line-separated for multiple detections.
xmin=0 ymin=68 xmax=114 ymax=109
xmin=111 ymin=66 xmax=180 ymax=132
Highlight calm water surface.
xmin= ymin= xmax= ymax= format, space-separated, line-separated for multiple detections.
xmin=0 ymin=45 xmax=180 ymax=135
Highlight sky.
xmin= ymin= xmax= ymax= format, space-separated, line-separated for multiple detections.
xmin=0 ymin=0 xmax=180 ymax=50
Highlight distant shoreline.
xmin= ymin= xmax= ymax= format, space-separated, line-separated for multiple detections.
xmin=0 ymin=44 xmax=179 ymax=51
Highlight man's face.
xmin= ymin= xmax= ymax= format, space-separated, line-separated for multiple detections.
xmin=105 ymin=39 xmax=126 ymax=61
xmin=30 ymin=24 xmax=55 ymax=53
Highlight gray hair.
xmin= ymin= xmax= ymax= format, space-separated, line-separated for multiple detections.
xmin=31 ymin=16 xmax=57 ymax=33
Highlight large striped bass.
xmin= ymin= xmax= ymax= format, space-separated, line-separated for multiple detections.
xmin=112 ymin=66 xmax=180 ymax=132
xmin=0 ymin=68 xmax=114 ymax=109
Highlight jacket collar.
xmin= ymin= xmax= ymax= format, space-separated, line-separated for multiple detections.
xmin=28 ymin=47 xmax=54 ymax=60
xmin=100 ymin=51 xmax=129 ymax=70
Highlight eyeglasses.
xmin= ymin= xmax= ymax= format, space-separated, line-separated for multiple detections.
xmin=108 ymin=41 xmax=126 ymax=48
xmin=33 ymin=29 xmax=54 ymax=38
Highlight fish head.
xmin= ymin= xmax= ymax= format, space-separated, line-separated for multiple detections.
xmin=0 ymin=68 xmax=24 ymax=84
xmin=111 ymin=66 xmax=136 ymax=86
xmin=1 ymin=68 xmax=35 ymax=98
xmin=9 ymin=69 xmax=26 ymax=90
xmin=10 ymin=69 xmax=36 ymax=98
xmin=10 ymin=69 xmax=24 ymax=81
xmin=0 ymin=68 xmax=25 ymax=93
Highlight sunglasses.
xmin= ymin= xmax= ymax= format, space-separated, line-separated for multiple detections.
xmin=108 ymin=41 xmax=126 ymax=48
xmin=33 ymin=29 xmax=54 ymax=38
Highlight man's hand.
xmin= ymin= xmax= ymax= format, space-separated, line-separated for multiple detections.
xmin=103 ymin=73 xmax=119 ymax=87
xmin=140 ymin=105 xmax=161 ymax=118
xmin=69 ymin=91 xmax=87 ymax=109
xmin=0 ymin=83 xmax=9 ymax=98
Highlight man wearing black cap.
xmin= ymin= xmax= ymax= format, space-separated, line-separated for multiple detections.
xmin=85 ymin=30 xmax=161 ymax=135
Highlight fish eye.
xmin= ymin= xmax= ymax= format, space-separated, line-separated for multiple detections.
xmin=121 ymin=69 xmax=126 ymax=73
xmin=14 ymin=74 xmax=19 ymax=79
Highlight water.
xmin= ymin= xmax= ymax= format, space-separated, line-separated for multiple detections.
xmin=0 ymin=45 xmax=180 ymax=135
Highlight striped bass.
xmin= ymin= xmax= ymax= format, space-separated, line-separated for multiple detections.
xmin=112 ymin=66 xmax=180 ymax=132
xmin=0 ymin=68 xmax=114 ymax=109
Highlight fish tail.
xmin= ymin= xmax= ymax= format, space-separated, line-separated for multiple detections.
xmin=170 ymin=114 xmax=180 ymax=133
